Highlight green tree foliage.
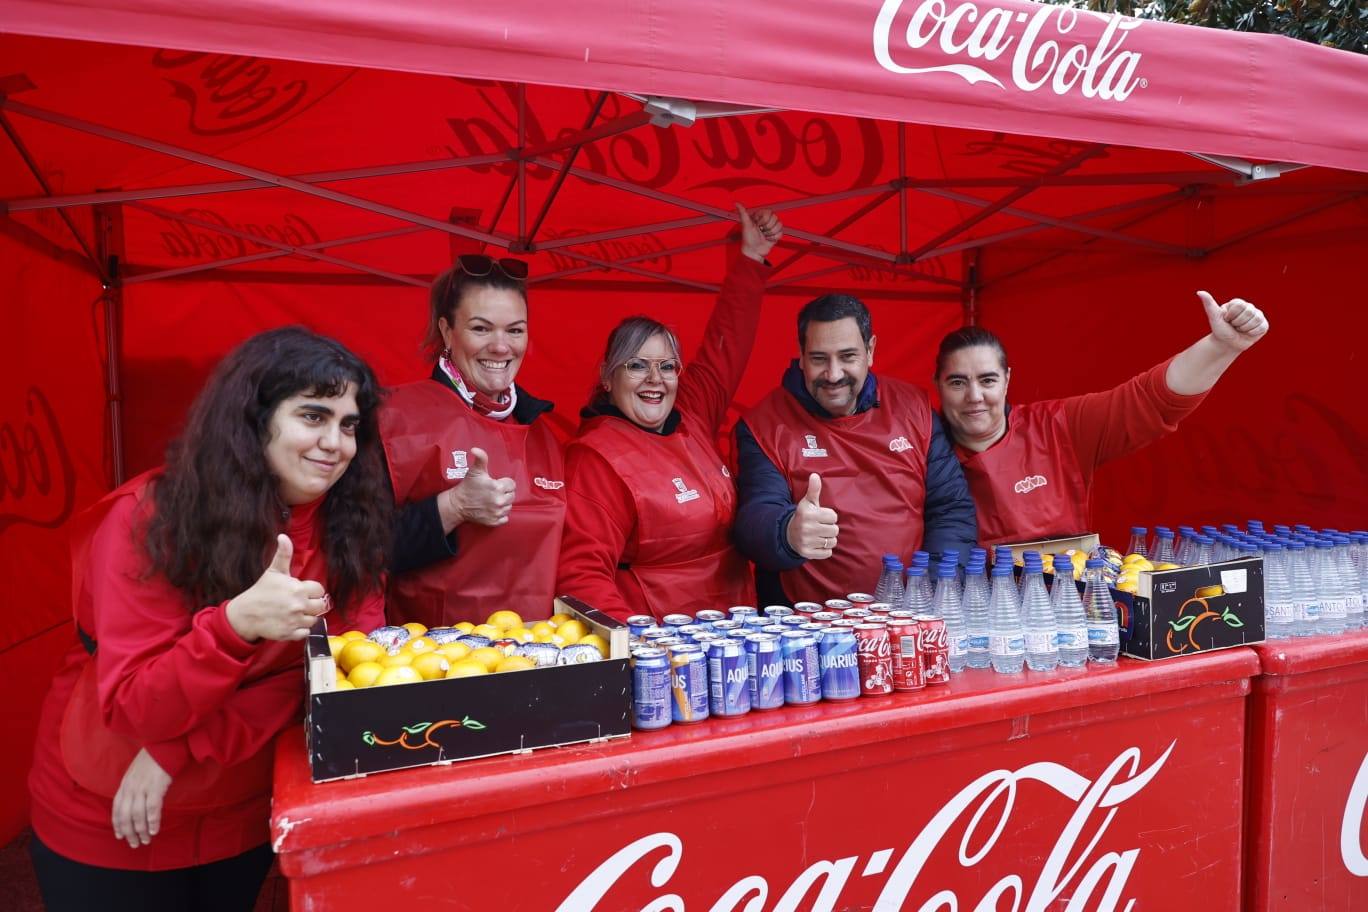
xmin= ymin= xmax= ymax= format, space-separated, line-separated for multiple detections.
xmin=1047 ymin=0 xmax=1368 ymax=54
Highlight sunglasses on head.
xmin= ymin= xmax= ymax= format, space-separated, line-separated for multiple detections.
xmin=455 ymin=253 xmax=530 ymax=281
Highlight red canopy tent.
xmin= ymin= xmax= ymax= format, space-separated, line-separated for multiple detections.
xmin=2 ymin=0 xmax=1367 ymax=842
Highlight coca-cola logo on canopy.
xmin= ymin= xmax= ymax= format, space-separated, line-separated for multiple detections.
xmin=0 ymin=387 xmax=76 ymax=534
xmin=873 ymin=0 xmax=1147 ymax=101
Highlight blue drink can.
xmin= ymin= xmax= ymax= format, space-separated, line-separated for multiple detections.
xmin=711 ymin=619 xmax=742 ymax=636
xmin=742 ymin=615 xmax=769 ymax=633
xmin=832 ymin=618 xmax=862 ymax=629
xmin=707 ymin=639 xmax=751 ymax=717
xmin=763 ymin=605 xmax=795 ymax=619
xmin=631 ymin=648 xmax=672 ymax=730
xmin=811 ymin=611 xmax=843 ymax=624
xmin=780 ymin=615 xmax=808 ymax=628
xmin=641 ymin=627 xmax=671 ymax=644
xmin=695 ymin=609 xmax=727 ymax=627
xmin=662 ymin=613 xmax=693 ymax=629
xmin=668 ymin=644 xmax=709 ymax=723
xmin=626 ymin=615 xmax=657 ymax=639
xmin=691 ymin=631 xmax=721 ymax=646
xmin=761 ymin=624 xmax=787 ymax=635
xmin=653 ymin=635 xmax=684 ymax=649
xmin=679 ymin=624 xmax=712 ymax=641
xmin=818 ymin=627 xmax=861 ymax=701
xmin=744 ymin=634 xmax=785 ymax=710
xmin=801 ymin=622 xmax=827 ymax=634
xmin=729 ymin=605 xmax=759 ymax=623
xmin=780 ymin=631 xmax=821 ymax=705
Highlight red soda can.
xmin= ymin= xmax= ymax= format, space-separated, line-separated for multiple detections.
xmin=824 ymin=599 xmax=853 ymax=612
xmin=847 ymin=593 xmax=876 ymax=609
xmin=914 ymin=614 xmax=950 ymax=685
xmin=869 ymin=602 xmax=894 ymax=614
xmin=793 ymin=601 xmax=824 ymax=616
xmin=831 ymin=618 xmax=862 ymax=629
xmin=887 ymin=617 xmax=925 ymax=691
xmin=842 ymin=607 xmax=872 ymax=620
xmin=854 ymin=623 xmax=893 ymax=695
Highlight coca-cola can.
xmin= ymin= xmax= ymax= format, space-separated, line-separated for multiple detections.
xmin=854 ymin=623 xmax=893 ymax=696
xmin=842 ymin=607 xmax=872 ymax=620
xmin=831 ymin=618 xmax=862 ymax=629
xmin=887 ymin=617 xmax=925 ymax=691
xmin=811 ymin=611 xmax=843 ymax=624
xmin=824 ymin=599 xmax=853 ymax=612
xmin=914 ymin=614 xmax=950 ymax=685
xmin=869 ymin=602 xmax=894 ymax=614
xmin=793 ymin=601 xmax=824 ymax=616
xmin=846 ymin=593 xmax=876 ymax=609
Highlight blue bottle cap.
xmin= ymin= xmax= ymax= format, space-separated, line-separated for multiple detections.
xmin=1157 ymin=528 xmax=1174 ymax=538
xmin=1086 ymin=558 xmax=1105 ymax=569
xmin=1179 ymin=525 xmax=1195 ymax=533
xmin=936 ymin=562 xmax=958 ymax=578
xmin=907 ymin=564 xmax=926 ymax=576
xmin=1288 ymin=541 xmax=1306 ymax=550
xmin=992 ymin=562 xmax=1014 ymax=577
xmin=1130 ymin=525 xmax=1146 ymax=535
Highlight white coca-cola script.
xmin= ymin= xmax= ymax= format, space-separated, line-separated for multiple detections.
xmin=1343 ymin=751 xmax=1368 ymax=877
xmin=556 ymin=741 xmax=1174 ymax=911
xmin=873 ymin=0 xmax=1146 ymax=100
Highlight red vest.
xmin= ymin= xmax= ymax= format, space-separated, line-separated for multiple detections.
xmin=744 ymin=377 xmax=933 ymax=603
xmin=381 ymin=380 xmax=566 ymax=626
xmin=956 ymin=400 xmax=1090 ymax=547
xmin=570 ymin=412 xmax=754 ymax=620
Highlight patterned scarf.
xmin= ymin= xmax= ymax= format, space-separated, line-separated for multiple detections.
xmin=439 ymin=354 xmax=517 ymax=420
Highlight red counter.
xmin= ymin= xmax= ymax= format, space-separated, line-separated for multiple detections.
xmin=1245 ymin=632 xmax=1368 ymax=911
xmin=272 ymin=650 xmax=1258 ymax=911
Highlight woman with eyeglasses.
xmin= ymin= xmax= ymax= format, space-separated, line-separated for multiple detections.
xmin=556 ymin=205 xmax=782 ymax=621
xmin=381 ymin=252 xmax=565 ymax=627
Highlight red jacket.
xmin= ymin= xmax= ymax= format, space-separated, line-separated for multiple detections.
xmin=29 ymin=477 xmax=383 ymax=870
xmin=557 ymin=256 xmax=767 ymax=620
xmin=957 ymin=358 xmax=1208 ymax=545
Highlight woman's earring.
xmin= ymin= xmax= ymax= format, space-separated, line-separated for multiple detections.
xmin=441 ymin=347 xmax=452 ymax=361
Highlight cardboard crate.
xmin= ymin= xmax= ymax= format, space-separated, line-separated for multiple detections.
xmin=1123 ymin=557 xmax=1265 ymax=660
xmin=305 ymin=596 xmax=630 ymax=782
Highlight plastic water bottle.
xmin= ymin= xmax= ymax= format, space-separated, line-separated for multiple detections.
xmin=1176 ymin=526 xmax=1197 ymax=565
xmin=1353 ymin=533 xmax=1368 ymax=628
xmin=885 ymin=559 xmax=906 ymax=608
xmin=1247 ymin=520 xmax=1265 ymax=536
xmin=1049 ymin=552 xmax=1071 ymax=611
xmin=931 ymin=560 xmax=969 ymax=673
xmin=1285 ymin=541 xmax=1320 ymax=637
xmin=1262 ymin=542 xmax=1294 ymax=639
xmin=987 ymin=561 xmax=1025 ymax=674
xmin=1151 ymin=527 xmax=1177 ymax=564
xmin=1020 ymin=552 xmax=1059 ymax=671
xmin=1082 ymin=559 xmax=1119 ymax=663
xmin=1333 ymin=535 xmax=1364 ymax=631
xmin=1314 ymin=539 xmax=1348 ymax=635
xmin=874 ymin=555 xmax=899 ymax=604
xmin=1126 ymin=526 xmax=1148 ymax=558
xmin=903 ymin=565 xmax=933 ymax=615
xmin=962 ymin=558 xmax=992 ymax=670
xmin=1053 ymin=559 xmax=1090 ymax=668
xmin=1192 ymin=534 xmax=1216 ymax=566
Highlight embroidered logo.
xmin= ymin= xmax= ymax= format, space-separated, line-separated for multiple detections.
xmin=889 ymin=436 xmax=913 ymax=453
xmin=801 ymin=434 xmax=829 ymax=458
xmin=445 ymin=449 xmax=469 ymax=480
xmin=672 ymin=477 xmax=701 ymax=504
xmin=534 ymin=477 xmax=565 ymax=490
xmin=1013 ymin=474 xmax=1048 ymax=494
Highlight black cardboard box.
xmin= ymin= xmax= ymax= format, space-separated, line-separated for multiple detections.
xmin=305 ymin=596 xmax=630 ymax=782
xmin=1123 ymin=557 xmax=1265 ymax=660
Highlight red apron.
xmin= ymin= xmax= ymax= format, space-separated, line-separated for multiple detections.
xmin=956 ymin=400 xmax=1091 ymax=547
xmin=381 ymin=380 xmax=566 ymax=626
xmin=744 ymin=377 xmax=933 ymax=604
xmin=571 ymin=413 xmax=754 ymax=620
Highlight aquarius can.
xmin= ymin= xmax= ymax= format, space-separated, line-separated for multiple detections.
xmin=854 ymin=624 xmax=894 ymax=695
xmin=631 ymin=648 xmax=671 ymax=730
xmin=707 ymin=639 xmax=751 ymax=717
xmin=780 ymin=631 xmax=821 ymax=705
xmin=763 ymin=605 xmax=795 ymax=619
xmin=800 ymin=622 xmax=827 ymax=634
xmin=761 ymin=624 xmax=787 ymax=635
xmin=915 ymin=615 xmax=951 ymax=685
xmin=662 ymin=613 xmax=693 ymax=630
xmin=668 ymin=644 xmax=709 ymax=723
xmin=691 ymin=631 xmax=721 ymax=646
xmin=626 ymin=615 xmax=657 ymax=639
xmin=818 ymin=626 xmax=861 ymax=700
xmin=793 ymin=601 xmax=824 ymax=616
xmin=729 ymin=606 xmax=759 ymax=623
xmin=653 ymin=635 xmax=684 ymax=649
xmin=831 ymin=618 xmax=862 ymax=629
xmin=711 ymin=619 xmax=742 ymax=636
xmin=679 ymin=624 xmax=712 ymax=641
xmin=779 ymin=615 xmax=808 ymax=628
xmin=811 ymin=611 xmax=843 ymax=624
xmin=641 ymin=628 xmax=673 ymax=645
xmin=745 ymin=634 xmax=785 ymax=710
xmin=887 ymin=616 xmax=925 ymax=691
xmin=695 ymin=609 xmax=727 ymax=627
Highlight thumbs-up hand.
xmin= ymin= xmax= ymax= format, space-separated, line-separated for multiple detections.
xmin=225 ymin=534 xmax=330 ymax=642
xmin=737 ymin=202 xmax=783 ymax=262
xmin=1198 ymin=290 xmax=1269 ymax=353
xmin=786 ymin=473 xmax=840 ymax=560
xmin=442 ymin=446 xmax=517 ymax=529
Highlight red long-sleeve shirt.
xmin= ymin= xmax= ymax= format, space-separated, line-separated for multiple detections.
xmin=29 ymin=486 xmax=383 ymax=870
xmin=556 ymin=255 xmax=767 ymax=619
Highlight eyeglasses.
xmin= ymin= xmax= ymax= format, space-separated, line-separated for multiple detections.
xmin=621 ymin=358 xmax=681 ymax=379
xmin=455 ymin=254 xmax=530 ymax=281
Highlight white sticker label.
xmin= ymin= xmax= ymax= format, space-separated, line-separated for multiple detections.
xmin=1266 ymin=602 xmax=1295 ymax=622
xmin=1294 ymin=600 xmax=1320 ymax=622
xmin=1057 ymin=626 xmax=1088 ymax=648
xmin=1025 ymin=630 xmax=1055 ymax=653
xmin=1219 ymin=569 xmax=1248 ymax=594
xmin=1088 ymin=624 xmax=1119 ymax=646
xmin=989 ymin=634 xmax=1024 ymax=657
xmin=1323 ymin=598 xmax=1349 ymax=621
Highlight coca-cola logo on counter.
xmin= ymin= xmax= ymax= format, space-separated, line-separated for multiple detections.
xmin=1343 ymin=752 xmax=1368 ymax=877
xmin=0 ymin=387 xmax=77 ymax=534
xmin=873 ymin=0 xmax=1147 ymax=101
xmin=556 ymin=741 xmax=1174 ymax=910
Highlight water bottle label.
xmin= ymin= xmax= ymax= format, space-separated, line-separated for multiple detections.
xmin=1294 ymin=601 xmax=1319 ymax=622
xmin=950 ymin=635 xmax=969 ymax=657
xmin=1056 ymin=626 xmax=1087 ymax=648
xmin=1087 ymin=624 xmax=1119 ymax=646
xmin=967 ymin=635 xmax=990 ymax=652
xmin=1265 ymin=601 xmax=1295 ymax=622
xmin=1024 ymin=630 xmax=1055 ymax=653
xmin=989 ymin=634 xmax=1024 ymax=657
xmin=1321 ymin=598 xmax=1348 ymax=621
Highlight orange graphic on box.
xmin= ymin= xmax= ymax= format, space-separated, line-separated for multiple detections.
xmin=1165 ymin=595 xmax=1245 ymax=655
xmin=362 ymin=718 xmax=486 ymax=750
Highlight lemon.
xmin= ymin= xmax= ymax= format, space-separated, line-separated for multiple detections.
xmin=412 ymin=653 xmax=452 ymax=680
xmin=495 ymin=655 xmax=537 ymax=673
xmin=339 ymin=629 xmax=367 ymax=641
xmin=533 ymin=630 xmax=558 ymax=644
xmin=334 ymin=679 xmax=355 ymax=690
xmin=407 ymin=636 xmax=437 ymax=655
xmin=347 ymin=661 xmax=384 ymax=688
xmin=486 ymin=609 xmax=523 ymax=631
xmin=455 ymin=621 xmax=476 ymax=633
xmin=472 ymin=623 xmax=503 ymax=639
xmin=436 ymin=642 xmax=472 ymax=662
xmin=576 ymin=634 xmax=609 ymax=658
xmin=400 ymin=621 xmax=428 ymax=638
xmin=1195 ymin=585 xmax=1224 ymax=598
xmin=338 ymin=639 xmax=385 ymax=673
xmin=376 ymin=666 xmax=422 ymax=686
xmin=380 ymin=651 xmax=415 ymax=667
xmin=505 ymin=627 xmax=535 ymax=644
xmin=1123 ymin=556 xmax=1154 ymax=572
xmin=1117 ymin=579 xmax=1139 ymax=594
xmin=446 ymin=660 xmax=490 ymax=678
xmin=549 ymin=613 xmax=575 ymax=628
xmin=469 ymin=646 xmax=504 ymax=672
xmin=327 ymin=635 xmax=349 ymax=656
xmin=557 ymin=619 xmax=590 ymax=644
xmin=1157 ymin=562 xmax=1180 ymax=571
xmin=530 ymin=621 xmax=556 ymax=638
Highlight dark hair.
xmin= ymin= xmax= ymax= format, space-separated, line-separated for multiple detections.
xmin=144 ymin=327 xmax=392 ymax=616
xmin=588 ymin=316 xmax=681 ymax=407
xmin=422 ymin=264 xmax=528 ymax=361
xmin=934 ymin=326 xmax=1009 ymax=379
xmin=797 ymin=294 xmax=873 ymax=350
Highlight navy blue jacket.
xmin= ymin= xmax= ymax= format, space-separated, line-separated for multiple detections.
xmin=733 ymin=363 xmax=978 ymax=606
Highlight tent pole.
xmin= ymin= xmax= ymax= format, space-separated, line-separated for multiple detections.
xmin=527 ymin=92 xmax=609 ymax=244
xmin=962 ymin=250 xmax=979 ymax=328
xmin=516 ymin=84 xmax=527 ymax=249
xmin=898 ymin=122 xmax=908 ymax=262
xmin=95 ymin=204 xmax=125 ymax=485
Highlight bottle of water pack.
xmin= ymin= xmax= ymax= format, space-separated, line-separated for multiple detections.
xmin=1020 ymin=552 xmax=1059 ymax=671
xmin=962 ymin=557 xmax=992 ymax=669
xmin=885 ymin=559 xmax=906 ymax=608
xmin=932 ymin=560 xmax=969 ymax=673
xmin=1126 ymin=526 xmax=1148 ymax=558
xmin=903 ymin=564 xmax=933 ymax=615
xmin=987 ymin=561 xmax=1025 ymax=674
xmin=1151 ymin=527 xmax=1177 ymax=564
xmin=1053 ymin=558 xmax=1090 ymax=667
xmin=1193 ymin=534 xmax=1216 ymax=566
xmin=1333 ymin=535 xmax=1364 ymax=631
xmin=1285 ymin=541 xmax=1320 ymax=637
xmin=1176 ymin=526 xmax=1197 ymax=565
xmin=1262 ymin=542 xmax=1294 ymax=639
xmin=1049 ymin=552 xmax=1070 ymax=612
xmin=1082 ymin=558 xmax=1120 ymax=663
xmin=1314 ymin=539 xmax=1349 ymax=635
xmin=874 ymin=555 xmax=899 ymax=604
xmin=1352 ymin=533 xmax=1368 ymax=629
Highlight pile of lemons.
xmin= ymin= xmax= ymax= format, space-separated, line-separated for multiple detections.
xmin=1114 ymin=553 xmax=1180 ymax=594
xmin=327 ymin=611 xmax=610 ymax=689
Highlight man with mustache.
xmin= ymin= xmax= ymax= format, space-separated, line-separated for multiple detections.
xmin=734 ymin=294 xmax=978 ymax=606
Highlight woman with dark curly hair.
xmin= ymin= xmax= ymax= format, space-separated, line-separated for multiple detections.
xmin=27 ymin=327 xmax=390 ymax=912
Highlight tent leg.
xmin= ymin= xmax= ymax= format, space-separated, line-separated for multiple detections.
xmin=961 ymin=250 xmax=979 ymax=327
xmin=95 ymin=204 xmax=125 ymax=486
